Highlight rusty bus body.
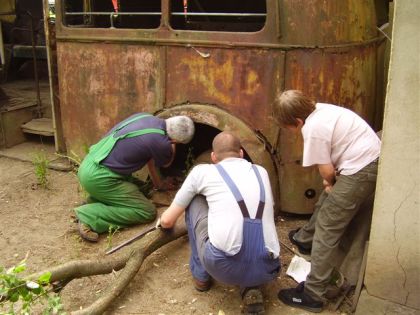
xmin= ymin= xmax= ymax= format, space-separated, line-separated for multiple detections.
xmin=53 ymin=0 xmax=387 ymax=214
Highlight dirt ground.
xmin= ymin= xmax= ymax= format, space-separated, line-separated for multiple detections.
xmin=0 ymin=142 xmax=348 ymax=315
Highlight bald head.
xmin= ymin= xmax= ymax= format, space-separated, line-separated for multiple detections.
xmin=211 ymin=131 xmax=243 ymax=162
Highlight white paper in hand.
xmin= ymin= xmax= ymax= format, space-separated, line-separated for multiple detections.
xmin=286 ymin=255 xmax=311 ymax=283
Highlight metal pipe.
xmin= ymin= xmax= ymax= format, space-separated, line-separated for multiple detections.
xmin=65 ymin=12 xmax=162 ymax=16
xmin=65 ymin=12 xmax=266 ymax=17
xmin=171 ymin=12 xmax=266 ymax=17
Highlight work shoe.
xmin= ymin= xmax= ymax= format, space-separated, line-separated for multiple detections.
xmin=288 ymin=228 xmax=311 ymax=255
xmin=193 ymin=277 xmax=212 ymax=292
xmin=278 ymin=282 xmax=323 ymax=313
xmin=242 ymin=288 xmax=265 ymax=315
xmin=78 ymin=222 xmax=99 ymax=242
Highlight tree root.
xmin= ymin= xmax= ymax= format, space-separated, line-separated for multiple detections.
xmin=30 ymin=223 xmax=187 ymax=315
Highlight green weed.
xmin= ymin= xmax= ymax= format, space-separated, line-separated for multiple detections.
xmin=33 ymin=152 xmax=49 ymax=189
xmin=106 ymin=225 xmax=120 ymax=250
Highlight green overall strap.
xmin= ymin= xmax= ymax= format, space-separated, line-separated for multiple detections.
xmin=88 ymin=114 xmax=165 ymax=164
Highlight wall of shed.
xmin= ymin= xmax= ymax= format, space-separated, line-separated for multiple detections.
xmin=357 ymin=0 xmax=420 ymax=313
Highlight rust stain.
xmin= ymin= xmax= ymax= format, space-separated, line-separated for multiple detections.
xmin=166 ymin=48 xmax=278 ymax=136
xmin=57 ymin=42 xmax=161 ymax=156
xmin=182 ymin=54 xmax=234 ymax=105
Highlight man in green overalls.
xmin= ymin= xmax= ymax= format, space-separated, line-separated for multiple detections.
xmin=74 ymin=113 xmax=195 ymax=242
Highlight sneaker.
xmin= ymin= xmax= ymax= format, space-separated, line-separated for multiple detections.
xmin=78 ymin=222 xmax=99 ymax=242
xmin=193 ymin=277 xmax=212 ymax=292
xmin=288 ymin=228 xmax=311 ymax=255
xmin=278 ymin=282 xmax=323 ymax=313
xmin=242 ymin=288 xmax=265 ymax=315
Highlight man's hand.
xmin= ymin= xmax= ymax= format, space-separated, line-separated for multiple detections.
xmin=323 ymin=179 xmax=333 ymax=194
xmin=157 ymin=177 xmax=177 ymax=191
xmin=318 ymin=164 xmax=336 ymax=193
xmin=155 ymin=217 xmax=171 ymax=231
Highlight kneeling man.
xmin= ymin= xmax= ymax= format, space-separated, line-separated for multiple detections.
xmin=160 ymin=131 xmax=280 ymax=314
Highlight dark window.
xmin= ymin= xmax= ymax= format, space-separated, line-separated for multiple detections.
xmin=170 ymin=0 xmax=266 ymax=32
xmin=63 ymin=0 xmax=161 ymax=29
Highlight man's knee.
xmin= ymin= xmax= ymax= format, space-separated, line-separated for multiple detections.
xmin=189 ymin=195 xmax=208 ymax=210
xmin=141 ymin=200 xmax=157 ymax=222
xmin=187 ymin=195 xmax=209 ymax=219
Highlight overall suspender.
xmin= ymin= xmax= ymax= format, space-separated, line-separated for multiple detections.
xmin=215 ymin=164 xmax=265 ymax=219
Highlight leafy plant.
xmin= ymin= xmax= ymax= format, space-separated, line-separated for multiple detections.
xmin=33 ymin=153 xmax=49 ymax=189
xmin=0 ymin=260 xmax=65 ymax=314
xmin=183 ymin=146 xmax=195 ymax=176
xmin=106 ymin=225 xmax=120 ymax=250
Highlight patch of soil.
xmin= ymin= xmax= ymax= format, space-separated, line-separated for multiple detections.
xmin=0 ymin=155 xmax=345 ymax=314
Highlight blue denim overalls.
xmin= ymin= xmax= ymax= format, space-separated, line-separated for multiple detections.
xmin=198 ymin=164 xmax=280 ymax=288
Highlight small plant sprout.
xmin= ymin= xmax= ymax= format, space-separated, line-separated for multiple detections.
xmin=33 ymin=152 xmax=49 ymax=189
xmin=106 ymin=225 xmax=120 ymax=250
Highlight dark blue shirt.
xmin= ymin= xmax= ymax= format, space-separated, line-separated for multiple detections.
xmin=101 ymin=114 xmax=172 ymax=175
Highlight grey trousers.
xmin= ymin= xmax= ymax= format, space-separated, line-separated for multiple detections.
xmin=294 ymin=159 xmax=378 ymax=300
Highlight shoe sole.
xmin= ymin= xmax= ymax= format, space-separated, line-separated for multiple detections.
xmin=243 ymin=289 xmax=265 ymax=315
xmin=194 ymin=285 xmax=211 ymax=292
xmin=245 ymin=303 xmax=265 ymax=315
xmin=278 ymin=294 xmax=322 ymax=313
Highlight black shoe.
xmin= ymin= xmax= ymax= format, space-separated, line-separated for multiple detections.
xmin=288 ymin=228 xmax=311 ymax=255
xmin=278 ymin=282 xmax=323 ymax=313
xmin=242 ymin=288 xmax=264 ymax=315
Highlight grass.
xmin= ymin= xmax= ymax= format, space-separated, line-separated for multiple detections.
xmin=32 ymin=152 xmax=49 ymax=189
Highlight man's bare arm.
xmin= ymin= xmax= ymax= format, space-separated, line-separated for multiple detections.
xmin=147 ymin=159 xmax=162 ymax=189
xmin=160 ymin=203 xmax=186 ymax=228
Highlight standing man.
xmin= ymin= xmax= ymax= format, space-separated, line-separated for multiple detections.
xmin=159 ymin=131 xmax=280 ymax=315
xmin=75 ymin=113 xmax=195 ymax=242
xmin=274 ymin=90 xmax=380 ymax=312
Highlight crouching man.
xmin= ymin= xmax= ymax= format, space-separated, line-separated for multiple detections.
xmin=159 ymin=131 xmax=280 ymax=314
xmin=75 ymin=113 xmax=195 ymax=242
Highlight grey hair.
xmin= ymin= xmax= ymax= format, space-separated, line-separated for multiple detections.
xmin=165 ymin=116 xmax=195 ymax=144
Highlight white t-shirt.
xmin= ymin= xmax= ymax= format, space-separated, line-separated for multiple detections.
xmin=302 ymin=103 xmax=381 ymax=175
xmin=173 ymin=158 xmax=280 ymax=257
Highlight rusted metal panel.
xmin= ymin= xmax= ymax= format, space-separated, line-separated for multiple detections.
xmin=57 ymin=42 xmax=162 ymax=157
xmin=278 ymin=0 xmax=377 ymax=45
xmin=284 ymin=46 xmax=378 ymax=124
xmin=279 ymin=163 xmax=323 ymax=214
xmin=166 ymin=47 xmax=283 ymax=143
